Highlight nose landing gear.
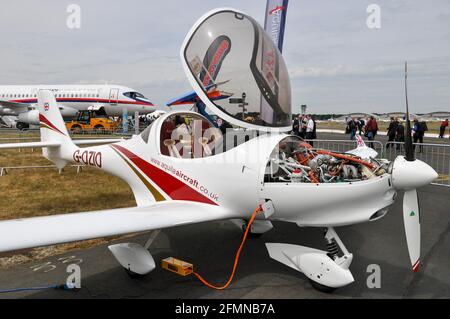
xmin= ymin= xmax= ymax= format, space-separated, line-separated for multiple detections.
xmin=265 ymin=227 xmax=354 ymax=293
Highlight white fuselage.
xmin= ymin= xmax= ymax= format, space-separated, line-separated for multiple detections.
xmin=0 ymin=84 xmax=156 ymax=119
xmin=65 ymin=111 xmax=396 ymax=228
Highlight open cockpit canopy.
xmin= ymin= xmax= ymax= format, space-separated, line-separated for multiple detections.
xmin=181 ymin=9 xmax=292 ymax=132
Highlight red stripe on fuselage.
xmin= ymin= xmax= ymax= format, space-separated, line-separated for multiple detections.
xmin=39 ymin=114 xmax=66 ymax=136
xmin=111 ymin=144 xmax=218 ymax=206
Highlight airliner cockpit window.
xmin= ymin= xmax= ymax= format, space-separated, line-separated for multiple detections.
xmin=124 ymin=92 xmax=147 ymax=99
xmin=183 ymin=10 xmax=292 ymax=131
xmin=159 ymin=113 xmax=222 ymax=158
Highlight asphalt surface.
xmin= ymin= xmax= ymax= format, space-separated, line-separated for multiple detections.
xmin=0 ymin=183 xmax=448 ymax=299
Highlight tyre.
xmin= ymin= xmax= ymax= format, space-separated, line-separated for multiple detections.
xmin=309 ymin=279 xmax=337 ymax=293
xmin=16 ymin=122 xmax=29 ymax=131
xmin=124 ymin=268 xmax=146 ymax=279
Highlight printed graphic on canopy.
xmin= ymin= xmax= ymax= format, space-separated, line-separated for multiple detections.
xmin=182 ymin=9 xmax=292 ymax=131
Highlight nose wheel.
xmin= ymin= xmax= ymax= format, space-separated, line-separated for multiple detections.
xmin=124 ymin=267 xmax=147 ymax=279
xmin=309 ymin=279 xmax=337 ymax=293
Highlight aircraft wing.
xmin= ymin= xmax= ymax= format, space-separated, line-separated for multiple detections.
xmin=167 ymin=81 xmax=232 ymax=106
xmin=0 ymin=99 xmax=31 ymax=108
xmin=0 ymin=201 xmax=235 ymax=252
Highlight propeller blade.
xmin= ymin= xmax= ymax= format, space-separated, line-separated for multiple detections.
xmin=404 ymin=62 xmax=415 ymax=161
xmin=403 ymin=189 xmax=421 ymax=272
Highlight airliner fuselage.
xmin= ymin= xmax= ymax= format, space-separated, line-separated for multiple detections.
xmin=0 ymin=84 xmax=156 ymax=127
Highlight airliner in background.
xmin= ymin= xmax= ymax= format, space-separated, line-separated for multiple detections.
xmin=0 ymin=84 xmax=156 ymax=129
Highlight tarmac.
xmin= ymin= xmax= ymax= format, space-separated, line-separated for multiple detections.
xmin=0 ymin=132 xmax=448 ymax=299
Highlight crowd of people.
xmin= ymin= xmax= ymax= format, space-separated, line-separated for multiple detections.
xmin=291 ymin=115 xmax=317 ymax=146
xmin=344 ymin=116 xmax=381 ymax=148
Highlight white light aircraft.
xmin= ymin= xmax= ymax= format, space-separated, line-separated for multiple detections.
xmin=0 ymin=9 xmax=438 ymax=292
xmin=0 ymin=84 xmax=156 ymax=130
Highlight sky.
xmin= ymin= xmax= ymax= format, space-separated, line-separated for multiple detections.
xmin=0 ymin=0 xmax=449 ymax=114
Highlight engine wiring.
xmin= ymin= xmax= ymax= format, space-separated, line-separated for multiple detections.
xmin=265 ymin=140 xmax=389 ymax=185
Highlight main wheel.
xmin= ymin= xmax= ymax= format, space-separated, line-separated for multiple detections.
xmin=309 ymin=279 xmax=336 ymax=294
xmin=124 ymin=267 xmax=146 ymax=279
xmin=16 ymin=122 xmax=29 ymax=131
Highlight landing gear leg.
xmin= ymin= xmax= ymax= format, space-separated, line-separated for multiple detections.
xmin=324 ymin=227 xmax=353 ymax=270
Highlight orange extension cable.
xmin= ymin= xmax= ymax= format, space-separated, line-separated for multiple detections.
xmin=192 ymin=206 xmax=264 ymax=290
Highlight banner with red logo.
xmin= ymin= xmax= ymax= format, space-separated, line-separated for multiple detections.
xmin=264 ymin=0 xmax=289 ymax=52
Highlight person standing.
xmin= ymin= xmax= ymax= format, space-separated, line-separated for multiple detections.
xmin=358 ymin=117 xmax=365 ymax=135
xmin=305 ymin=115 xmax=315 ymax=146
xmin=412 ymin=118 xmax=426 ymax=153
xmin=348 ymin=118 xmax=357 ymax=140
xmin=312 ymin=115 xmax=317 ymax=143
xmin=299 ymin=115 xmax=307 ymax=139
xmin=386 ymin=117 xmax=398 ymax=149
xmin=395 ymin=119 xmax=405 ymax=151
xmin=292 ymin=115 xmax=300 ymax=137
xmin=439 ymin=119 xmax=448 ymax=138
xmin=365 ymin=116 xmax=378 ymax=148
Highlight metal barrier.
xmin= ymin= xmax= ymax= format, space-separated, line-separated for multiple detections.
xmin=385 ymin=142 xmax=450 ymax=187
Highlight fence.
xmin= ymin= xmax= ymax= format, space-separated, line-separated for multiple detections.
xmin=0 ymin=165 xmax=85 ymax=176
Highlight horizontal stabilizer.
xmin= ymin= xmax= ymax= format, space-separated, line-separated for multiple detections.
xmin=0 ymin=139 xmax=123 ymax=150
xmin=0 ymin=141 xmax=61 ymax=149
xmin=73 ymin=139 xmax=123 ymax=146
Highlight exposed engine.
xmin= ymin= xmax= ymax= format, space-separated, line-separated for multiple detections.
xmin=265 ymin=137 xmax=389 ymax=184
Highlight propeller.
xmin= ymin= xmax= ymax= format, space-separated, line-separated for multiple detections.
xmin=391 ymin=62 xmax=438 ymax=272
xmin=403 ymin=62 xmax=415 ymax=162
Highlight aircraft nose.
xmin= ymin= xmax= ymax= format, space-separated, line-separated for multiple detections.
xmin=392 ymin=156 xmax=438 ymax=190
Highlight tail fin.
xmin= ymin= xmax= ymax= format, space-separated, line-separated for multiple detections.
xmin=346 ymin=133 xmax=378 ymax=159
xmin=38 ymin=90 xmax=78 ymax=168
